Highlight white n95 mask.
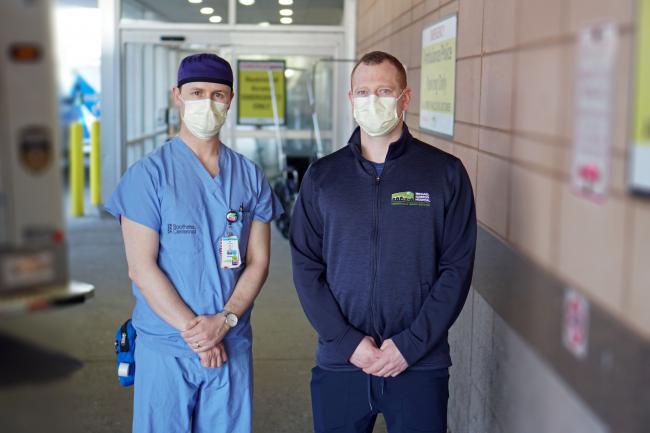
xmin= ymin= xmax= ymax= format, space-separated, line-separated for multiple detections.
xmin=353 ymin=91 xmax=404 ymax=137
xmin=181 ymin=97 xmax=228 ymax=139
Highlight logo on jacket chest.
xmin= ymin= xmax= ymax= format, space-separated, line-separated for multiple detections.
xmin=391 ymin=191 xmax=431 ymax=207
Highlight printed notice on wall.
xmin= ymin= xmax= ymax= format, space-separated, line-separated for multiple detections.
xmin=570 ymin=23 xmax=618 ymax=202
xmin=630 ymin=0 xmax=650 ymax=194
xmin=563 ymin=288 xmax=590 ymax=359
xmin=419 ymin=15 xmax=457 ymax=137
xmin=237 ymin=60 xmax=286 ymax=126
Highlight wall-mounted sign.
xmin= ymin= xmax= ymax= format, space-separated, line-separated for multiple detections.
xmin=570 ymin=22 xmax=618 ymax=203
xmin=563 ymin=288 xmax=590 ymax=359
xmin=237 ymin=60 xmax=286 ymax=126
xmin=630 ymin=0 xmax=650 ymax=194
xmin=419 ymin=14 xmax=457 ymax=138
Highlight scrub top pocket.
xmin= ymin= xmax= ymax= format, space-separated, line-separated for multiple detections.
xmin=169 ymin=229 xmax=204 ymax=256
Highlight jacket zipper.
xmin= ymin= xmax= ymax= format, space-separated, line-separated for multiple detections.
xmin=369 ymin=173 xmax=382 ymax=344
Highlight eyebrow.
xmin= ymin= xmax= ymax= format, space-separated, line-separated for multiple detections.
xmin=188 ymin=87 xmax=229 ymax=94
xmin=353 ymin=86 xmax=393 ymax=91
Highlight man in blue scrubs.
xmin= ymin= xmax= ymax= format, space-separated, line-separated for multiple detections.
xmin=106 ymin=53 xmax=283 ymax=433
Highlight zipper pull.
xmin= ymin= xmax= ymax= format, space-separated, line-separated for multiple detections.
xmin=376 ymin=176 xmax=380 ymax=184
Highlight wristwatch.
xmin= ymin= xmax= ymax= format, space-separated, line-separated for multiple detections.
xmin=222 ymin=309 xmax=239 ymax=328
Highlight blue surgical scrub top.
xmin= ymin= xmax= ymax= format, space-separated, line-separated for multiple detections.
xmin=105 ymin=137 xmax=283 ymax=357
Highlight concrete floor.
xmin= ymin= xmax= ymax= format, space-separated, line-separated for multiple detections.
xmin=0 ymin=213 xmax=389 ymax=433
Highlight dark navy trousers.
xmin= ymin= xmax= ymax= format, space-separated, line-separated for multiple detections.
xmin=310 ymin=366 xmax=449 ymax=433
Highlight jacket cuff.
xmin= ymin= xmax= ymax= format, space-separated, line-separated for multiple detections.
xmin=391 ymin=329 xmax=421 ymax=367
xmin=322 ymin=326 xmax=365 ymax=365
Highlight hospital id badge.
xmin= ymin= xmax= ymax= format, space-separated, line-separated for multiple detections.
xmin=220 ymin=235 xmax=241 ymax=269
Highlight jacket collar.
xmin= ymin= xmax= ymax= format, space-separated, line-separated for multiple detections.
xmin=348 ymin=123 xmax=412 ymax=164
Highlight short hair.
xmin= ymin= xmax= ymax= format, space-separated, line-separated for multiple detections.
xmin=351 ymin=51 xmax=407 ymax=89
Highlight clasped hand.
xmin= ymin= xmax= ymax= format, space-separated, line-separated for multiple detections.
xmin=349 ymin=336 xmax=408 ymax=377
xmin=181 ymin=315 xmax=229 ymax=368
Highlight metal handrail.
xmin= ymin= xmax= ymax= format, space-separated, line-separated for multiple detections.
xmin=126 ymin=129 xmax=168 ymax=146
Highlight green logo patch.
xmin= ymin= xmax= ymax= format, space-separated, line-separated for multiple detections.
xmin=391 ymin=191 xmax=431 ymax=207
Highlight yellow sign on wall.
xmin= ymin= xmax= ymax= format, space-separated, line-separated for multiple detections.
xmin=420 ymin=14 xmax=457 ymax=137
xmin=237 ymin=60 xmax=286 ymax=126
xmin=630 ymin=0 xmax=650 ymax=192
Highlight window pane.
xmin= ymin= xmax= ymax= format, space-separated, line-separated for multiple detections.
xmin=121 ymin=0 xmax=229 ymax=24
xmin=237 ymin=0 xmax=344 ymax=26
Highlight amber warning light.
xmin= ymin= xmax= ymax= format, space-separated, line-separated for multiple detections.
xmin=9 ymin=44 xmax=42 ymax=62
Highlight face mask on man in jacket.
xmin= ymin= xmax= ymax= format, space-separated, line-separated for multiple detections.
xmin=352 ymin=90 xmax=406 ymax=137
xmin=348 ymin=58 xmax=412 ymax=165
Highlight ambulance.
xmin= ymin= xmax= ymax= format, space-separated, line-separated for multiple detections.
xmin=0 ymin=0 xmax=94 ymax=313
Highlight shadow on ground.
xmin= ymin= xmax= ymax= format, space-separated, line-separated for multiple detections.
xmin=0 ymin=333 xmax=83 ymax=387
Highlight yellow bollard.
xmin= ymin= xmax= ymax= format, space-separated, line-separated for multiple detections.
xmin=69 ymin=122 xmax=84 ymax=217
xmin=90 ymin=120 xmax=101 ymax=206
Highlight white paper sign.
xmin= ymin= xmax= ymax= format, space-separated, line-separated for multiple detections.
xmin=571 ymin=23 xmax=618 ymax=202
xmin=419 ymin=15 xmax=457 ymax=137
xmin=563 ymin=288 xmax=590 ymax=359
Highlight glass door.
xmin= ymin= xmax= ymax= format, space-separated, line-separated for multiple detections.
xmin=229 ymin=53 xmax=335 ymax=178
xmin=122 ymin=42 xmax=179 ymax=168
xmin=118 ymin=29 xmax=347 ymax=177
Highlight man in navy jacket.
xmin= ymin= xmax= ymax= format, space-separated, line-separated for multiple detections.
xmin=290 ymin=51 xmax=477 ymax=433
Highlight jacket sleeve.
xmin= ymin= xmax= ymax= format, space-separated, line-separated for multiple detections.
xmin=392 ymin=158 xmax=477 ymax=366
xmin=289 ymin=166 xmax=365 ymax=365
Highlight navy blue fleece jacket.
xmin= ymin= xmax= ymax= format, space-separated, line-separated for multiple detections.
xmin=290 ymin=125 xmax=477 ymax=371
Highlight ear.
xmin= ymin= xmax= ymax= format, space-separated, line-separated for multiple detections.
xmin=172 ymin=86 xmax=183 ymax=108
xmin=400 ymin=87 xmax=412 ymax=113
xmin=348 ymin=89 xmax=354 ymax=106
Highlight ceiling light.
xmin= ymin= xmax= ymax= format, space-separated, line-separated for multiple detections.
xmin=258 ymin=21 xmax=270 ymax=27
xmin=279 ymin=0 xmax=293 ymax=5
xmin=280 ymin=17 xmax=293 ymax=24
xmin=188 ymin=0 xmax=202 ymax=3
xmin=284 ymin=68 xmax=295 ymax=78
xmin=209 ymin=15 xmax=222 ymax=23
xmin=239 ymin=0 xmax=255 ymax=5
xmin=279 ymin=8 xmax=293 ymax=16
xmin=200 ymin=7 xmax=214 ymax=14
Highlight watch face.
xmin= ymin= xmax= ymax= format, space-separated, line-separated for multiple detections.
xmin=226 ymin=313 xmax=238 ymax=327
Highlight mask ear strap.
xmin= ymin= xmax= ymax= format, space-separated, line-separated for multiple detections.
xmin=396 ymin=90 xmax=406 ymax=119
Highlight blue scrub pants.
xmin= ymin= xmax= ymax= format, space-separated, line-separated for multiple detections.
xmin=310 ymin=366 xmax=449 ymax=433
xmin=133 ymin=341 xmax=253 ymax=433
